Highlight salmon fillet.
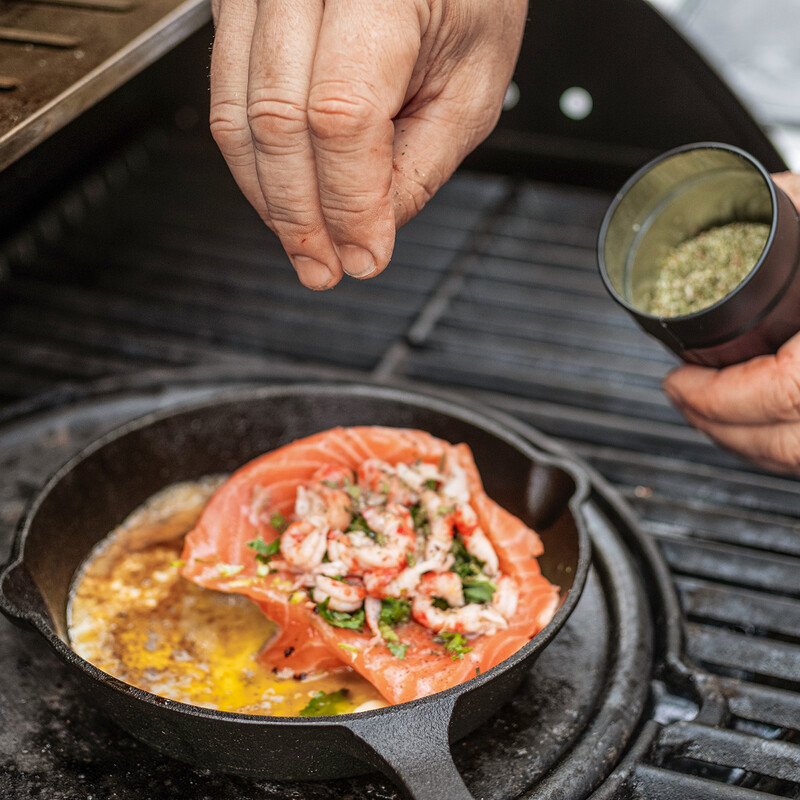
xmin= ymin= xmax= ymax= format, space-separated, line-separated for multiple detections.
xmin=181 ymin=426 xmax=559 ymax=705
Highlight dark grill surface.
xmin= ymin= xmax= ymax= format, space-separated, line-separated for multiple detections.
xmin=2 ymin=119 xmax=800 ymax=799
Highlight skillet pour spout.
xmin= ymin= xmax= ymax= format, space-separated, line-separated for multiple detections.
xmin=0 ymin=383 xmax=590 ymax=799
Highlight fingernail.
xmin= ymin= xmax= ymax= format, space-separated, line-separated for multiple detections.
xmin=293 ymin=256 xmax=334 ymax=289
xmin=339 ymin=245 xmax=376 ymax=278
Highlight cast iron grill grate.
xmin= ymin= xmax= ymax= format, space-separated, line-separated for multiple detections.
xmin=1 ymin=121 xmax=800 ymax=799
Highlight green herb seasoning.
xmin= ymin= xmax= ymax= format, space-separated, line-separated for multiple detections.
xmin=299 ymin=689 xmax=350 ymax=717
xmin=642 ymin=221 xmax=770 ymax=317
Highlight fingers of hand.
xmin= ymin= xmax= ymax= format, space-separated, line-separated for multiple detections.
xmin=307 ymin=1 xmax=424 ymax=278
xmin=675 ymin=403 xmax=800 ymax=474
xmin=663 ymin=334 xmax=800 ymax=473
xmin=246 ymin=0 xmax=345 ymax=289
xmin=209 ymin=0 xmax=271 ymax=223
xmin=664 ymin=334 xmax=800 ymax=425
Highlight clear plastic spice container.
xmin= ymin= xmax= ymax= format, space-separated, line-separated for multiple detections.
xmin=597 ymin=142 xmax=800 ymax=367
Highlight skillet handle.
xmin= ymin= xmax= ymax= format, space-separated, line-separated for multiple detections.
xmin=345 ymin=694 xmax=474 ymax=800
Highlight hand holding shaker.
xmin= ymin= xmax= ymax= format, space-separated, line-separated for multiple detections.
xmin=597 ymin=142 xmax=800 ymax=368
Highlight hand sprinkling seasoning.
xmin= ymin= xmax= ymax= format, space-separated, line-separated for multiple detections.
xmin=643 ymin=221 xmax=770 ymax=317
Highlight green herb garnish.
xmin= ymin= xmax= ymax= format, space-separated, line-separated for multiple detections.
xmin=387 ymin=642 xmax=409 ymax=659
xmin=343 ymin=482 xmax=362 ymax=501
xmin=452 ymin=535 xmax=484 ymax=580
xmin=376 ymin=598 xmax=411 ymax=658
xmin=450 ymin=537 xmax=496 ymax=604
xmin=246 ymin=536 xmax=281 ymax=570
xmin=346 ymin=512 xmax=384 ymax=545
xmin=437 ymin=631 xmax=473 ymax=660
xmin=299 ymin=689 xmax=350 ymax=717
xmin=379 ymin=597 xmax=411 ymax=628
xmin=269 ymin=512 xmax=288 ymax=533
xmin=462 ymin=577 xmax=496 ymax=605
xmin=316 ymin=597 xmax=365 ymax=632
xmin=409 ymin=503 xmax=430 ymax=538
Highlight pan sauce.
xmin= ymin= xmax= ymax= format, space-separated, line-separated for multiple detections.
xmin=67 ymin=479 xmax=386 ymax=716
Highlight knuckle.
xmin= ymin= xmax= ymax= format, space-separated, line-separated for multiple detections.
xmin=307 ymin=82 xmax=381 ymax=142
xmin=266 ymin=202 xmax=325 ymax=240
xmin=209 ymin=103 xmax=251 ymax=156
xmin=768 ymin=360 xmax=800 ymax=419
xmin=246 ymin=93 xmax=308 ymax=146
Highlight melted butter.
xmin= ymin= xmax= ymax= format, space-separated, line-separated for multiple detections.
xmin=68 ymin=479 xmax=385 ymax=716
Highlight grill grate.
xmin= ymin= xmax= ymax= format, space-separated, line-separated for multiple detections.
xmin=1 ymin=119 xmax=800 ymax=799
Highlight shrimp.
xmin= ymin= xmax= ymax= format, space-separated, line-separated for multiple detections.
xmin=453 ymin=504 xmax=499 ymax=577
xmin=491 ymin=575 xmax=519 ymax=619
xmin=310 ymin=465 xmax=355 ymax=531
xmin=362 ymin=566 xmax=404 ymax=598
xmin=364 ymin=596 xmax=383 ymax=638
xmin=357 ymin=459 xmax=415 ymax=505
xmin=296 ymin=482 xmax=352 ymax=533
xmin=394 ymin=461 xmax=442 ymax=495
xmin=439 ymin=460 xmax=470 ymax=504
xmin=349 ymin=504 xmax=416 ymax=571
xmin=411 ymin=571 xmax=513 ymax=636
xmin=312 ymin=575 xmax=366 ymax=613
xmin=325 ymin=529 xmax=361 ymax=575
xmin=421 ymin=490 xmax=456 ymax=570
xmin=280 ymin=518 xmax=329 ymax=571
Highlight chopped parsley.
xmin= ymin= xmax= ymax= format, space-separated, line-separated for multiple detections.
xmin=445 ymin=536 xmax=497 ymax=604
xmin=269 ymin=512 xmax=288 ymax=533
xmin=409 ymin=503 xmax=430 ymax=537
xmin=316 ymin=597 xmax=365 ymax=632
xmin=451 ymin=535 xmax=483 ymax=579
xmin=346 ymin=512 xmax=384 ymax=545
xmin=299 ymin=689 xmax=350 ymax=717
xmin=387 ymin=641 xmax=409 ymax=659
xmin=437 ymin=631 xmax=473 ymax=660
xmin=246 ymin=536 xmax=281 ymax=574
xmin=379 ymin=597 xmax=411 ymax=628
xmin=462 ymin=576 xmax=496 ymax=605
xmin=377 ymin=598 xmax=411 ymax=659
xmin=343 ymin=481 xmax=362 ymax=501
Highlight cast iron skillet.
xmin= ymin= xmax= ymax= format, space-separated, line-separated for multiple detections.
xmin=0 ymin=383 xmax=590 ymax=800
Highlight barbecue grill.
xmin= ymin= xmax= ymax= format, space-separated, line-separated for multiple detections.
xmin=2 ymin=1 xmax=800 ymax=798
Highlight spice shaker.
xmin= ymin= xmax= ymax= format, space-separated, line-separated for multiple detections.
xmin=597 ymin=142 xmax=800 ymax=367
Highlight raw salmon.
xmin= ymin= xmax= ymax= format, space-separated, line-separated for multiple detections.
xmin=181 ymin=426 xmax=559 ymax=705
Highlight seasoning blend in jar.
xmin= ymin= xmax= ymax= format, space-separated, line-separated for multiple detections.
xmin=598 ymin=143 xmax=800 ymax=367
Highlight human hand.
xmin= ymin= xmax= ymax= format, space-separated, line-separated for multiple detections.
xmin=209 ymin=0 xmax=528 ymax=289
xmin=662 ymin=171 xmax=800 ymax=473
